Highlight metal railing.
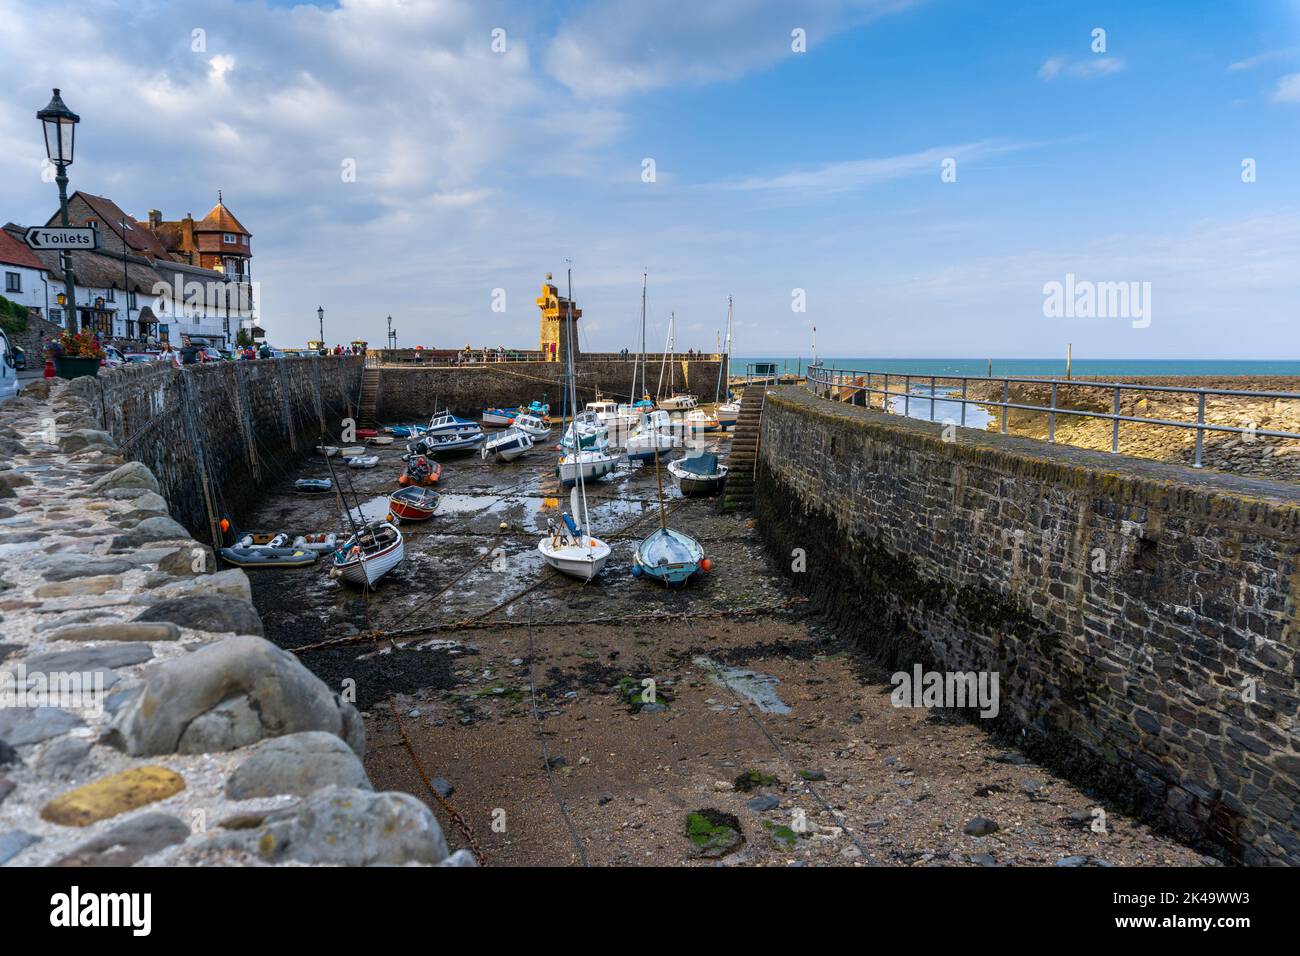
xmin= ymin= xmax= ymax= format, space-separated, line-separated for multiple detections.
xmin=805 ymin=363 xmax=1300 ymax=469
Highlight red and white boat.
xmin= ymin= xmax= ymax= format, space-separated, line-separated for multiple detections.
xmin=389 ymin=486 xmax=439 ymax=521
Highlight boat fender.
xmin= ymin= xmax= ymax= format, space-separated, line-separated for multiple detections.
xmin=631 ymin=564 xmax=643 ymax=578
xmin=562 ymin=513 xmax=580 ymax=537
xmin=700 ymin=558 xmax=713 ymax=572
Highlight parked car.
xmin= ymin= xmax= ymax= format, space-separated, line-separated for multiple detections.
xmin=122 ymin=352 xmax=152 ymax=365
xmin=0 ymin=328 xmax=20 ymax=405
xmin=101 ymin=345 xmax=126 ymax=368
xmin=11 ymin=344 xmax=25 ymax=371
xmin=198 ymin=347 xmax=222 ymax=363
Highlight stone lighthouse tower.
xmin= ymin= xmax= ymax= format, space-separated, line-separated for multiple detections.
xmin=535 ymin=273 xmax=581 ymax=363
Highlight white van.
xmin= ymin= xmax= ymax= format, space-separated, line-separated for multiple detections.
xmin=0 ymin=327 xmax=20 ymax=405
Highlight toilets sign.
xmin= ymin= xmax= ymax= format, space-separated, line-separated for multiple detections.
xmin=23 ymin=226 xmax=99 ymax=250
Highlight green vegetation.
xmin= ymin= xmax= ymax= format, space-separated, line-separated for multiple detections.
xmin=684 ymin=809 xmax=743 ymax=857
xmin=0 ymin=295 xmax=29 ymax=334
xmin=764 ymin=820 xmax=799 ymax=848
xmin=733 ymin=769 xmax=778 ymax=792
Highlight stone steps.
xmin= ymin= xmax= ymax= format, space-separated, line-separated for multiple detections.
xmin=722 ymin=387 xmax=767 ymax=513
xmin=358 ymin=368 xmax=380 ymax=427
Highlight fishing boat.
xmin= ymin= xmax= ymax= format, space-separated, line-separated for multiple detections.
xmin=295 ymin=477 xmax=333 ymax=493
xmin=716 ymin=400 xmax=740 ymax=429
xmin=292 ymin=532 xmax=338 ymax=553
xmin=588 ymin=398 xmax=638 ymax=439
xmin=624 ymin=410 xmax=681 ymax=461
xmin=398 ymin=454 xmax=442 ymax=486
xmin=659 ymin=393 xmax=698 ymax=411
xmin=409 ymin=431 xmax=485 ymax=456
xmin=482 ymin=426 xmax=534 ymax=462
xmin=539 ymin=265 xmax=612 ymax=582
xmin=513 ymin=412 xmax=551 ymax=438
xmin=427 ymin=410 xmax=482 ymax=438
xmin=667 ymin=451 xmax=728 ymax=496
xmin=481 ymin=407 xmax=517 ymax=427
xmin=559 ymin=410 xmax=610 ymax=451
xmin=557 ymin=447 xmax=618 ymax=486
xmin=386 ymin=424 xmax=428 ymax=439
xmin=684 ymin=408 xmax=720 ymax=433
xmin=521 ymin=400 xmax=551 ymax=419
xmin=220 ymin=544 xmax=318 ymax=569
xmin=389 ymin=486 xmax=439 ymax=521
xmin=345 ymin=454 xmax=379 ymax=469
xmin=331 ymin=520 xmax=405 ymax=586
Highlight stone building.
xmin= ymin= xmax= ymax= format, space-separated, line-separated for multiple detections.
xmin=535 ymin=274 xmax=581 ymax=363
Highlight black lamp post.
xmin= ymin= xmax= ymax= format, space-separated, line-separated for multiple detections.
xmin=317 ymin=305 xmax=325 ymax=351
xmin=37 ymin=88 xmax=79 ymax=331
xmin=387 ymin=314 xmax=395 ymax=350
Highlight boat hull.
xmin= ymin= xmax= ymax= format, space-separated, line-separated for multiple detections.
xmin=389 ymin=488 xmax=439 ymax=521
xmin=332 ymin=525 xmax=405 ymax=586
xmin=667 ymin=458 xmax=728 ymax=497
xmin=220 ymin=546 xmax=318 ymax=569
xmin=557 ymin=453 xmax=617 ymax=486
xmin=538 ymin=536 xmax=611 ymax=581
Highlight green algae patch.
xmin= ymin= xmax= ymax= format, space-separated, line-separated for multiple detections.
xmin=684 ymin=809 xmax=744 ymax=858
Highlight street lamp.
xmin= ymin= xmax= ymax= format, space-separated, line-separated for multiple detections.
xmin=387 ymin=314 xmax=394 ymax=350
xmin=317 ymin=305 xmax=324 ymax=351
xmin=37 ymin=88 xmax=79 ymax=331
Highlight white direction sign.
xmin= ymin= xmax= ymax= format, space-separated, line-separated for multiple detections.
xmin=23 ymin=226 xmax=99 ymax=251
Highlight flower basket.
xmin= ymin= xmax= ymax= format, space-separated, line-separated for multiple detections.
xmin=53 ymin=355 xmax=100 ymax=379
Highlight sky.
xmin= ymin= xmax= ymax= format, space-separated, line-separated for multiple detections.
xmin=1 ymin=0 xmax=1298 ymax=359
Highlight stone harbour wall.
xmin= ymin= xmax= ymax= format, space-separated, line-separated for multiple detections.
xmin=375 ymin=358 xmax=726 ymax=422
xmin=69 ymin=356 xmax=364 ymax=541
xmin=0 ymin=379 xmax=472 ymax=866
xmin=754 ymin=386 xmax=1300 ymax=865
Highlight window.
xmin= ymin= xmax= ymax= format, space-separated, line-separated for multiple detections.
xmin=105 ymin=286 xmax=115 ymax=302
xmin=223 ymin=233 xmax=237 ymax=244
xmin=128 ymin=291 xmax=137 ymax=309
xmin=4 ymin=272 xmax=19 ymax=293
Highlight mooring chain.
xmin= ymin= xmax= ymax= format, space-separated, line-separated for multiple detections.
xmin=680 ymin=612 xmax=875 ymax=863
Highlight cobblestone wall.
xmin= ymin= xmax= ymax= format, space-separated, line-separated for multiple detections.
xmin=70 ymin=357 xmax=363 ymax=540
xmin=375 ymin=358 xmax=726 ymax=422
xmin=755 ymin=386 xmax=1300 ymax=865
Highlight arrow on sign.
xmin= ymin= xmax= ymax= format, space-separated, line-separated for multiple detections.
xmin=24 ymin=227 xmax=99 ymax=251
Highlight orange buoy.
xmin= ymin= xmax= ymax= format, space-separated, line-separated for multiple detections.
xmin=700 ymin=558 xmax=713 ymax=572
xmin=219 ymin=518 xmax=230 ymax=533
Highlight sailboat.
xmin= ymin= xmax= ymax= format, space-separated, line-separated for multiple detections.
xmin=656 ymin=311 xmax=698 ymax=411
xmin=321 ymin=450 xmax=405 ymax=586
xmin=541 ymin=265 xmax=612 ymax=580
xmin=716 ymin=296 xmax=740 ymax=429
xmin=633 ymin=431 xmax=707 ymax=587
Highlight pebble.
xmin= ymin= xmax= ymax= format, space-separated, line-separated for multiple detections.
xmin=54 ymin=813 xmax=190 ymax=867
xmin=0 ymin=830 xmax=42 ymax=865
xmin=0 ymin=707 xmax=86 ymax=747
xmin=963 ymin=817 xmax=1000 ymax=837
xmin=40 ymin=765 xmax=187 ymax=826
xmin=746 ymin=794 xmax=780 ymax=812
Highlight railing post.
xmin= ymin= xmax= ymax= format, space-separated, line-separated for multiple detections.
xmin=883 ymin=374 xmax=889 ymax=412
xmin=1111 ymin=386 xmax=1121 ymax=453
xmin=867 ymin=372 xmax=872 ymax=410
xmin=1001 ymin=379 xmax=1009 ymax=434
xmin=930 ymin=375 xmax=936 ymax=421
xmin=961 ymin=378 xmax=967 ymax=427
xmin=1049 ymin=382 xmax=1057 ymax=443
xmin=904 ymin=375 xmax=911 ymax=417
xmin=1194 ymin=392 xmax=1205 ymax=468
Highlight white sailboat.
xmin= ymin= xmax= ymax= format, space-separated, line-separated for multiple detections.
xmin=540 ymin=265 xmax=612 ymax=580
xmin=716 ymin=296 xmax=740 ymax=429
xmin=656 ymin=311 xmax=698 ymax=410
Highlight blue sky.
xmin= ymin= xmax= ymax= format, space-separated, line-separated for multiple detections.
xmin=1 ymin=0 xmax=1298 ymax=358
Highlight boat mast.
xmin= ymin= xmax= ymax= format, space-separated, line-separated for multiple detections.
xmin=565 ymin=263 xmax=592 ymax=542
xmin=635 ymin=271 xmax=647 ymax=403
xmin=656 ymin=311 xmax=673 ymax=401
xmin=715 ymin=296 xmax=731 ymax=404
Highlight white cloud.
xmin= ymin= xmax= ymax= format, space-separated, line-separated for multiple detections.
xmin=1273 ymin=73 xmax=1300 ymax=103
xmin=1038 ymin=55 xmax=1125 ymax=81
xmin=1227 ymin=47 xmax=1300 ymax=72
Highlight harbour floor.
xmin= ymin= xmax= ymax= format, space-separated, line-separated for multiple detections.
xmin=244 ymin=424 xmax=1207 ymax=866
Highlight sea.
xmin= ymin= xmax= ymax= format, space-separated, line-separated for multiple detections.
xmin=734 ymin=357 xmax=1300 ymax=378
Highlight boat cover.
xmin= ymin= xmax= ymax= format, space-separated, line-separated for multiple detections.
xmin=639 ymin=528 xmax=702 ymax=565
xmin=678 ymin=452 xmax=720 ymax=476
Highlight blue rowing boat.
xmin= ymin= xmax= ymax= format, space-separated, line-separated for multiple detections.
xmin=632 ymin=527 xmax=706 ymax=587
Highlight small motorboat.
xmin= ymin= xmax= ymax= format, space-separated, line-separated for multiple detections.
xmin=220 ymin=545 xmax=318 ymax=569
xmin=659 ymin=393 xmax=698 ymax=411
xmin=331 ymin=520 xmax=405 ymax=586
xmin=345 ymin=454 xmax=379 ymax=469
xmin=538 ymin=512 xmax=610 ymax=581
xmin=410 ymin=431 xmax=485 ymax=456
xmin=716 ymin=401 xmax=740 ymax=429
xmin=427 ymin=410 xmax=482 ymax=438
xmin=685 ymin=409 xmax=721 ymax=433
xmin=292 ymin=532 xmax=338 ymax=553
xmin=482 ymin=426 xmax=534 ymax=462
xmin=667 ymin=451 xmax=728 ymax=497
xmin=295 ymin=477 xmax=333 ymax=493
xmin=367 ymin=435 xmax=395 ymax=446
xmin=386 ymin=424 xmax=428 ymax=439
xmin=521 ymin=400 xmax=550 ymax=419
xmin=316 ymin=445 xmax=340 ymax=457
xmin=398 ymin=455 xmax=442 ymax=486
xmin=235 ymin=532 xmax=290 ymax=548
xmin=587 ymin=398 xmax=637 ymax=439
xmin=557 ymin=448 xmax=618 ymax=486
xmin=389 ymin=486 xmax=439 ymax=521
xmin=625 ymin=410 xmax=681 ymax=461
xmin=512 ymin=412 xmax=551 ymax=439
xmin=356 ymin=428 xmax=379 ymax=439
xmin=633 ymin=527 xmax=708 ymax=587
xmin=339 ymin=445 xmax=365 ymax=457
xmin=481 ymin=407 xmax=517 ymax=427
xmin=560 ymin=411 xmax=609 ymax=451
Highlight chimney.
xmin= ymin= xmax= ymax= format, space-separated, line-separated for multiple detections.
xmin=148 ymin=209 xmax=161 ymax=228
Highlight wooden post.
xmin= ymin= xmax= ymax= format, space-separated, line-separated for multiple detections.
xmin=1066 ymin=343 xmax=1072 ymax=381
